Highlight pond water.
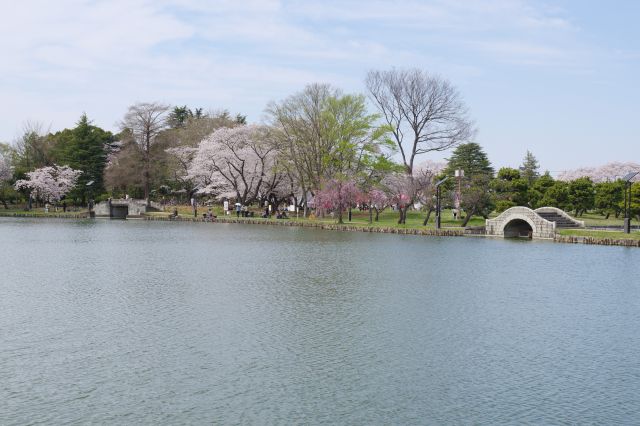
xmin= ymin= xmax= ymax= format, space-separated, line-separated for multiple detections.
xmin=1 ymin=218 xmax=640 ymax=424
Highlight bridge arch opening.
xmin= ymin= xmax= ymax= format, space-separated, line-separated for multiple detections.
xmin=503 ymin=218 xmax=533 ymax=238
xmin=110 ymin=205 xmax=129 ymax=219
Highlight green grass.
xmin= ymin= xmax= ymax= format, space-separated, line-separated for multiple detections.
xmin=0 ymin=207 xmax=89 ymax=216
xmin=574 ymin=212 xmax=636 ymax=227
xmin=558 ymin=229 xmax=640 ymax=240
xmin=155 ymin=205 xmax=486 ymax=229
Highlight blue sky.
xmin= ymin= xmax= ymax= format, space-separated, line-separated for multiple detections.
xmin=1 ymin=0 xmax=638 ymax=172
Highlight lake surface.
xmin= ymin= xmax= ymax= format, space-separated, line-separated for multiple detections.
xmin=1 ymin=218 xmax=640 ymax=424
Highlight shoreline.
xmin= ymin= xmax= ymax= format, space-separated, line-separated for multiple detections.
xmin=2 ymin=211 xmax=639 ymax=247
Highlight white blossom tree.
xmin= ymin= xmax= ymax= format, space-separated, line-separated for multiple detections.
xmin=15 ymin=165 xmax=82 ymax=205
xmin=558 ymin=162 xmax=640 ymax=183
xmin=0 ymin=153 xmax=11 ymax=183
xmin=186 ymin=125 xmax=282 ymax=204
xmin=0 ymin=152 xmax=13 ymax=209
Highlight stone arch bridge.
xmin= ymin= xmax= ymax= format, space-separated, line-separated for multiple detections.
xmin=94 ymin=199 xmax=163 ymax=219
xmin=486 ymin=206 xmax=584 ymax=239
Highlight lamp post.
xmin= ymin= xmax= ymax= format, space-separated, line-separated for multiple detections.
xmin=86 ymin=180 xmax=95 ymax=218
xmin=454 ymin=169 xmax=464 ymax=220
xmin=435 ymin=176 xmax=450 ymax=230
xmin=622 ymin=171 xmax=639 ymax=234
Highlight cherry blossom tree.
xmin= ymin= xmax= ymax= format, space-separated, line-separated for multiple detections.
xmin=14 ymin=165 xmax=82 ymax=206
xmin=413 ymin=161 xmax=446 ymax=225
xmin=381 ymin=173 xmax=415 ymax=223
xmin=0 ymin=152 xmax=13 ymax=209
xmin=165 ymin=146 xmax=198 ymax=197
xmin=0 ymin=153 xmax=11 ymax=183
xmin=186 ymin=125 xmax=282 ymax=204
xmin=558 ymin=162 xmax=640 ymax=183
xmin=313 ymin=179 xmax=360 ymax=224
xmin=367 ymin=188 xmax=390 ymax=222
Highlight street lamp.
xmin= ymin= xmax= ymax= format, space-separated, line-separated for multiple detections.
xmin=435 ymin=176 xmax=450 ymax=230
xmin=454 ymin=169 xmax=464 ymax=214
xmin=86 ymin=180 xmax=95 ymax=218
xmin=622 ymin=171 xmax=639 ymax=234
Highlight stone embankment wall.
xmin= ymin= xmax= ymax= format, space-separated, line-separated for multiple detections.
xmin=144 ymin=215 xmax=465 ymax=236
xmin=554 ymin=235 xmax=640 ymax=247
xmin=0 ymin=212 xmax=88 ymax=219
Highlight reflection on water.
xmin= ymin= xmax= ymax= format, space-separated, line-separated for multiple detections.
xmin=1 ymin=218 xmax=639 ymax=424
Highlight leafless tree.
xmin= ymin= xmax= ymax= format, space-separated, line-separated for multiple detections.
xmin=13 ymin=121 xmax=54 ymax=171
xmin=120 ymin=102 xmax=170 ymax=203
xmin=366 ymin=69 xmax=474 ymax=175
xmin=266 ymin=83 xmax=340 ymax=215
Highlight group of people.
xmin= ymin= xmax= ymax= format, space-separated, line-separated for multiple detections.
xmin=261 ymin=205 xmax=288 ymax=219
xmin=173 ymin=198 xmax=293 ymax=220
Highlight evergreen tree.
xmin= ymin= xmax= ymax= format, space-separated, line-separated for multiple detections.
xmin=568 ymin=177 xmax=595 ymax=216
xmin=520 ymin=150 xmax=540 ymax=184
xmin=491 ymin=167 xmax=529 ymax=211
xmin=51 ymin=113 xmax=114 ymax=202
xmin=168 ymin=106 xmax=193 ymax=129
xmin=444 ymin=142 xmax=494 ymax=177
xmin=444 ymin=142 xmax=494 ymax=225
xmin=594 ymin=180 xmax=624 ymax=219
xmin=539 ymin=180 xmax=570 ymax=210
xmin=528 ymin=171 xmax=554 ymax=208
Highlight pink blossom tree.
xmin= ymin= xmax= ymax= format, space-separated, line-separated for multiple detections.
xmin=367 ymin=188 xmax=390 ymax=222
xmin=413 ymin=161 xmax=446 ymax=225
xmin=381 ymin=173 xmax=416 ymax=224
xmin=313 ymin=179 xmax=360 ymax=224
xmin=15 ymin=165 xmax=82 ymax=207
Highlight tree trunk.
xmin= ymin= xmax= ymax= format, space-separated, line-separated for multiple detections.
xmin=375 ymin=208 xmax=379 ymax=221
xmin=1 ymin=198 xmax=7 ymax=209
xmin=605 ymin=212 xmax=610 ymax=220
xmin=397 ymin=206 xmax=407 ymax=224
xmin=348 ymin=207 xmax=352 ymax=222
xmin=369 ymin=200 xmax=373 ymax=224
xmin=461 ymin=208 xmax=475 ymax=227
xmin=422 ymin=208 xmax=433 ymax=226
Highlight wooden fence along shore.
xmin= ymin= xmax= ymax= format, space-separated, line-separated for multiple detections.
xmin=2 ymin=211 xmax=639 ymax=247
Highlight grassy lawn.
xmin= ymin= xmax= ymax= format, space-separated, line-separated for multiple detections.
xmin=154 ymin=205 xmax=486 ymax=229
xmin=574 ymin=212 xmax=636 ymax=227
xmin=0 ymin=207 xmax=89 ymax=216
xmin=558 ymin=229 xmax=640 ymax=240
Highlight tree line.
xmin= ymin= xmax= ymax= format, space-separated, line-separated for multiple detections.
xmin=1 ymin=68 xmax=638 ymax=222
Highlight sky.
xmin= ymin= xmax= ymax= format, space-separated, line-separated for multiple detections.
xmin=1 ymin=0 xmax=639 ymax=173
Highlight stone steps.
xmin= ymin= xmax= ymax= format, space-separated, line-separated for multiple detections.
xmin=536 ymin=212 xmax=582 ymax=228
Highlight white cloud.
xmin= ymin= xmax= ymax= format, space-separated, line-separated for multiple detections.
xmin=0 ymin=0 xmax=602 ymax=142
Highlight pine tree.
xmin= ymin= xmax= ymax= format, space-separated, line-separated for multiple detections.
xmin=521 ymin=150 xmax=540 ymax=184
xmin=444 ymin=143 xmax=495 ymax=226
xmin=51 ymin=113 xmax=114 ymax=202
xmin=444 ymin=142 xmax=494 ymax=177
